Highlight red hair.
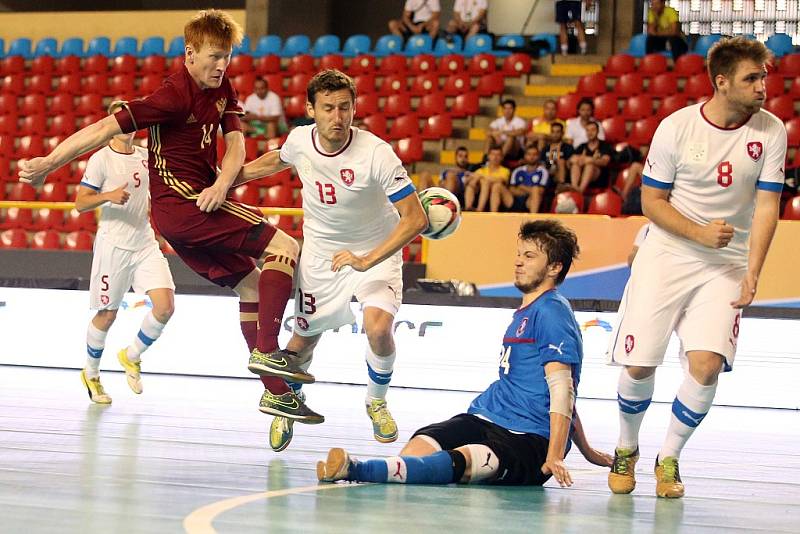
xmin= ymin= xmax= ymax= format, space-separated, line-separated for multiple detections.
xmin=184 ymin=9 xmax=243 ymax=51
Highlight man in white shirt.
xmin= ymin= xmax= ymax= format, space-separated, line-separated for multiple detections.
xmin=565 ymin=97 xmax=605 ymax=148
xmin=488 ymin=99 xmax=528 ymax=160
xmin=389 ymin=0 xmax=441 ymax=39
xmin=446 ymin=0 xmax=488 ymax=39
xmin=243 ymin=77 xmax=286 ymax=139
xmin=606 ymin=37 xmax=786 ymax=499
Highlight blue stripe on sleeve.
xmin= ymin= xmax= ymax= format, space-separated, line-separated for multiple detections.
xmin=79 ymin=181 xmax=101 ymax=191
xmin=388 ymin=183 xmax=416 ymax=203
xmin=756 ymin=180 xmax=783 ymax=192
xmin=642 ymin=175 xmax=673 ymax=190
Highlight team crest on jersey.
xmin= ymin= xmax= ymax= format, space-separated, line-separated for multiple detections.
xmin=515 ymin=317 xmax=528 ymax=336
xmin=688 ymin=142 xmax=707 ymax=163
xmin=296 ymin=317 xmax=309 ymax=330
xmin=100 ymin=295 xmax=109 ymax=306
xmin=215 ymin=98 xmax=227 ymax=117
xmin=746 ymin=141 xmax=763 ymax=162
xmin=624 ymin=334 xmax=635 ymax=354
xmin=340 ymin=168 xmax=355 ymax=186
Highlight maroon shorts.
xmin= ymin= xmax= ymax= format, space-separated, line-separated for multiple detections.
xmin=152 ymin=198 xmax=276 ymax=288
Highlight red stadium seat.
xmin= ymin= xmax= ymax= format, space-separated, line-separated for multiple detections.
xmin=587 ymin=190 xmax=623 ymax=216
xmin=388 ymin=113 xmax=420 ymax=140
xmin=384 ymin=93 xmax=411 ymax=118
xmin=108 ymin=74 xmax=135 ymax=97
xmin=168 ymin=56 xmax=185 ymax=74
xmin=410 ymin=54 xmax=437 ymax=74
xmin=75 ymin=94 xmax=104 ymax=116
xmin=614 ymin=72 xmax=644 ymax=97
xmin=557 ymin=93 xmax=582 ymax=120
xmin=50 ymin=93 xmax=74 ymax=116
xmin=576 ymin=72 xmax=607 ymax=97
xmin=353 ymin=74 xmax=376 ymax=95
xmin=378 ymin=74 xmax=407 ymax=96
xmin=32 ymin=210 xmax=65 ymax=232
xmin=442 ymin=73 xmax=471 ymax=96
xmin=765 ymin=75 xmax=786 ymax=97
xmin=377 ymin=54 xmax=407 ymax=76
xmin=30 ymin=55 xmax=56 ymax=76
xmin=9 ymin=182 xmax=37 ymax=201
xmin=0 ymin=228 xmax=28 ymax=248
xmin=648 ymin=72 xmax=678 ymax=97
xmin=63 ymin=208 xmax=97 ymax=232
xmin=262 ymin=185 xmax=293 ymax=207
xmin=551 ymin=190 xmax=584 ymax=213
xmin=232 ymin=73 xmax=256 ymax=96
xmin=1 ymin=74 xmax=25 ymax=95
xmin=764 ymin=95 xmax=796 ymax=121
xmin=0 ymin=115 xmax=14 ymax=135
xmin=605 ymin=54 xmax=635 ymax=76
xmin=56 ymin=74 xmax=82 ymax=95
xmin=83 ymin=55 xmax=108 ymax=75
xmin=0 ymin=134 xmax=14 ymax=157
xmin=82 ymin=74 xmax=109 ymax=96
xmin=779 ymin=53 xmax=800 ymax=77
xmin=593 ymin=93 xmax=619 ymax=120
xmin=451 ymin=91 xmax=479 ymax=118
xmin=15 ymin=135 xmax=45 ymax=160
xmin=319 ymin=54 xmax=344 ymax=72
xmin=468 ymin=53 xmax=496 ymax=75
xmin=629 ymin=116 xmax=660 ymax=146
xmin=438 ymin=54 xmax=465 ymax=75
xmin=244 ymin=137 xmax=259 ymax=161
xmin=421 ymin=114 xmax=452 ymax=140
xmin=0 ymin=93 xmax=17 ymax=114
xmin=657 ymin=93 xmax=689 ymax=119
xmin=683 ymin=73 xmax=713 ymax=99
xmin=286 ymin=54 xmax=314 ymax=75
xmin=347 ymin=54 xmax=376 ymax=75
xmin=64 ymin=230 xmax=94 ymax=251
xmin=286 ymin=73 xmax=312 ymax=96
xmin=355 ymin=93 xmax=378 ymax=119
xmin=55 ymin=55 xmax=81 ymax=76
xmin=139 ymin=74 xmax=163 ymax=95
xmin=20 ymin=94 xmax=47 ymax=116
xmin=394 ymin=136 xmax=423 ymax=164
xmin=39 ymin=182 xmax=68 ymax=202
xmin=409 ymin=73 xmax=439 ymax=96
xmin=110 ymin=55 xmax=137 ymax=75
xmin=502 ymin=53 xmax=532 ymax=75
xmin=622 ymin=94 xmax=653 ymax=120
xmin=254 ymin=55 xmax=281 ymax=75
xmin=284 ymin=94 xmax=307 ymax=119
xmin=47 ymin=164 xmax=72 ymax=184
xmin=1 ymin=208 xmax=34 ymax=231
xmin=781 ymin=194 xmax=800 ymax=220
xmin=638 ymin=53 xmax=668 ymax=77
xmin=674 ymin=54 xmax=705 ymax=77
xmin=787 ymin=77 xmax=800 ymax=98
xmin=230 ymin=184 xmax=260 ymax=206
xmin=228 ymin=54 xmax=254 ymax=77
xmin=785 ymin=117 xmax=800 ymax=147
xmin=140 ymin=55 xmax=166 ymax=75
xmin=19 ymin=115 xmax=47 ymax=136
xmin=1 ymin=55 xmax=26 ymax=75
xmin=602 ymin=116 xmax=628 ymax=144
xmin=361 ymin=114 xmax=388 ymax=139
xmin=476 ymin=72 xmax=504 ymax=96
xmin=27 ymin=74 xmax=53 ymax=96
xmin=416 ymin=92 xmax=446 ymax=118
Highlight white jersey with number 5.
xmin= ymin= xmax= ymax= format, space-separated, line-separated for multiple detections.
xmin=80 ymin=145 xmax=155 ymax=251
xmin=279 ymin=125 xmax=416 ymax=258
xmin=642 ymin=102 xmax=786 ymax=266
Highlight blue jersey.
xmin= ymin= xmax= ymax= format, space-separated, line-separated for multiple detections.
xmin=510 ymin=165 xmax=549 ymax=188
xmin=468 ymin=290 xmax=583 ymax=437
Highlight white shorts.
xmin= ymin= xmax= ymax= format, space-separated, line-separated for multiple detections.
xmin=293 ymin=251 xmax=403 ymax=336
xmin=89 ymin=235 xmax=175 ymax=310
xmin=607 ymin=242 xmax=744 ymax=371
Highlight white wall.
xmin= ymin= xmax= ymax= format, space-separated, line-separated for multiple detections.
xmin=488 ymin=0 xmax=559 ymax=35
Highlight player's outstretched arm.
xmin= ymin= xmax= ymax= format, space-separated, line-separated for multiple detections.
xmin=541 ymin=361 xmax=575 ymax=487
xmin=18 ymin=116 xmax=122 ymax=187
xmin=75 ymin=185 xmax=130 ymax=213
xmin=234 ymin=149 xmax=292 ymax=187
xmin=642 ymin=185 xmax=734 ymax=248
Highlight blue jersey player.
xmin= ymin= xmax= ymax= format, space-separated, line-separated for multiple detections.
xmin=317 ymin=220 xmax=612 ymax=486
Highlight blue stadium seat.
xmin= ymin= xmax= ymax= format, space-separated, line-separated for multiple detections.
xmin=113 ymin=37 xmax=138 ymax=57
xmin=432 ymin=35 xmax=463 ymax=57
xmin=34 ymin=38 xmax=58 ymax=58
xmin=252 ymin=35 xmax=281 ymax=57
xmin=9 ymin=38 xmax=33 ymax=60
xmin=373 ymin=34 xmax=403 ymax=57
xmin=532 ymin=33 xmax=558 ymax=56
xmin=61 ymin=37 xmax=85 ymax=58
xmin=0 ymin=38 xmax=5 ymax=59
xmin=494 ymin=34 xmax=524 ymax=57
xmin=139 ymin=37 xmax=165 ymax=57
xmin=86 ymin=37 xmax=111 ymax=57
xmin=766 ymin=33 xmax=794 ymax=58
xmin=404 ymin=34 xmax=433 ymax=56
xmin=281 ymin=35 xmax=311 ymax=57
xmin=311 ymin=34 xmax=341 ymax=57
xmin=166 ymin=36 xmax=185 ymax=58
xmin=234 ymin=35 xmax=251 ymax=56
xmin=463 ymin=33 xmax=493 ymax=57
xmin=693 ymin=34 xmax=723 ymax=57
xmin=626 ymin=33 xmax=648 ymax=58
xmin=342 ymin=34 xmax=370 ymax=58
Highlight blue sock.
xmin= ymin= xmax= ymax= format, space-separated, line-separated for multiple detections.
xmin=350 ymin=451 xmax=455 ymax=484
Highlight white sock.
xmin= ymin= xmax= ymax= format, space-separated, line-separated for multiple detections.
xmin=659 ymin=374 xmax=717 ymax=459
xmin=85 ymin=321 xmax=108 ymax=379
xmin=365 ymin=346 xmax=395 ymax=402
xmin=617 ymin=370 xmax=655 ymax=450
xmin=560 ymin=43 xmax=568 ymax=55
xmin=126 ymin=311 xmax=167 ymax=362
xmin=579 ymin=41 xmax=588 ymax=54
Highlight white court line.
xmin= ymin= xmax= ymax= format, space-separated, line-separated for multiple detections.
xmin=183 ymin=483 xmax=359 ymax=534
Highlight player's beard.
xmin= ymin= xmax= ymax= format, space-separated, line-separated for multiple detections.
xmin=514 ymin=265 xmax=548 ymax=294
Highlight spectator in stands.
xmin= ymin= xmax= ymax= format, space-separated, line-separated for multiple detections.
xmin=465 ymin=147 xmax=510 ymax=212
xmin=646 ymin=0 xmax=688 ymax=59
xmin=446 ymin=0 xmax=488 ymax=40
xmin=527 ymin=99 xmax=565 ymax=151
xmin=417 ymin=146 xmax=475 ymax=200
xmin=493 ymin=145 xmax=550 ymax=213
xmin=568 ymin=121 xmax=613 ymax=193
xmin=242 ymin=77 xmax=286 ymax=139
xmin=556 ymin=0 xmax=589 ymax=55
xmin=565 ymin=98 xmax=605 ymax=148
xmin=543 ymin=122 xmax=574 ymax=185
xmin=389 ymin=0 xmax=441 ymax=39
xmin=488 ymin=99 xmax=528 ymax=161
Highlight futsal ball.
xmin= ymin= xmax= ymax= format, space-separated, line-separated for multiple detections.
xmin=418 ymin=187 xmax=462 ymax=240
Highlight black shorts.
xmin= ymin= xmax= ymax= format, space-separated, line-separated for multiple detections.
xmin=555 ymin=0 xmax=582 ymax=23
xmin=412 ymin=413 xmax=551 ymax=486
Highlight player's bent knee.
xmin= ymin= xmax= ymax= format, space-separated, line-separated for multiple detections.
xmin=263 ymin=229 xmax=300 ymax=262
xmin=455 ymin=444 xmax=500 ymax=484
xmin=625 ymin=365 xmax=656 ymax=380
xmin=94 ymin=310 xmax=118 ymax=330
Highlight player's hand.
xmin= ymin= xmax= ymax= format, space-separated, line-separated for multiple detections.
xmin=196 ymin=184 xmax=227 ymax=212
xmin=696 ymin=219 xmax=734 ymax=248
xmin=731 ymin=271 xmax=758 ymax=309
xmin=580 ymin=447 xmax=613 ymax=468
xmin=18 ymin=157 xmax=51 ymax=187
xmin=105 ymin=185 xmax=130 ymax=206
xmin=541 ymin=458 xmax=573 ymax=487
xmin=331 ymin=250 xmax=371 ymax=272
